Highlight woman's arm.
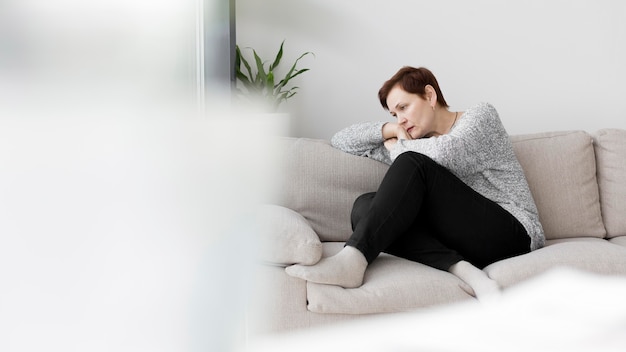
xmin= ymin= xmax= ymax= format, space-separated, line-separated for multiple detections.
xmin=330 ymin=121 xmax=393 ymax=165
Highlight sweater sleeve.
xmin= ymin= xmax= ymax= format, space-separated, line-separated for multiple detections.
xmin=330 ymin=121 xmax=393 ymax=165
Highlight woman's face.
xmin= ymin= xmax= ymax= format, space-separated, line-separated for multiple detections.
xmin=386 ymin=85 xmax=435 ymax=139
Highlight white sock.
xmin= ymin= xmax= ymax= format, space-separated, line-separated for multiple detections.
xmin=449 ymin=260 xmax=501 ymax=301
xmin=285 ymin=246 xmax=368 ymax=288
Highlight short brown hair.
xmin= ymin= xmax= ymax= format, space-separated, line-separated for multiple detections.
xmin=378 ymin=66 xmax=449 ymax=110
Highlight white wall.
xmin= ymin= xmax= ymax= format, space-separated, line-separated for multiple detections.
xmin=237 ymin=0 xmax=626 ymax=139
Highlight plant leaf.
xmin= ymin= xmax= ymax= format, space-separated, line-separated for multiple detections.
xmin=253 ymin=49 xmax=267 ymax=87
xmin=235 ymin=45 xmax=241 ymax=72
xmin=281 ymin=68 xmax=309 ymax=86
xmin=270 ymin=40 xmax=284 ymax=71
xmin=275 ymin=52 xmax=312 ymax=91
xmin=266 ymin=71 xmax=275 ymax=97
xmin=236 ymin=46 xmax=254 ymax=83
xmin=274 ymin=91 xmax=290 ymax=110
xmin=236 ymin=71 xmax=254 ymax=90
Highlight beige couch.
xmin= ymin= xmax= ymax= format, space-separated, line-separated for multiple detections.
xmin=250 ymin=129 xmax=626 ymax=334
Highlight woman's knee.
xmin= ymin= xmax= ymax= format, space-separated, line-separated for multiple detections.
xmin=351 ymin=192 xmax=376 ymax=230
xmin=393 ymin=151 xmax=437 ymax=169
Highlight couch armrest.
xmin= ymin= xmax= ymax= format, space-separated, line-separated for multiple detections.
xmin=256 ymin=204 xmax=322 ymax=266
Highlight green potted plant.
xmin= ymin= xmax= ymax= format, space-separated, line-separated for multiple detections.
xmin=234 ymin=41 xmax=313 ymax=111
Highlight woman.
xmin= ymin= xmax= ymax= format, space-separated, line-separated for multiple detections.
xmin=286 ymin=66 xmax=544 ymax=299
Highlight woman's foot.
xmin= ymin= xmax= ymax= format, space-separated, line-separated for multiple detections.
xmin=285 ymin=246 xmax=368 ymax=288
xmin=449 ymin=260 xmax=501 ymax=301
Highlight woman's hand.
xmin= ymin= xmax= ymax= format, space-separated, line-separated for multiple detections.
xmin=396 ymin=126 xmax=412 ymax=140
xmin=382 ymin=122 xmax=413 ymax=140
xmin=382 ymin=122 xmax=398 ymax=140
xmin=382 ymin=122 xmax=412 ymax=151
xmin=384 ymin=137 xmax=398 ymax=151
xmin=383 ymin=122 xmax=412 ymax=141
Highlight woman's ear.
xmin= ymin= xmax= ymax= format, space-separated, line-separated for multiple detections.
xmin=425 ymin=85 xmax=438 ymax=109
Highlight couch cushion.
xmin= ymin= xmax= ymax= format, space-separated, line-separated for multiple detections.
xmin=256 ymin=204 xmax=322 ymax=265
xmin=510 ymin=131 xmax=606 ymax=240
xmin=305 ymin=243 xmax=473 ymax=314
xmin=594 ymin=129 xmax=626 ymax=238
xmin=609 ymin=236 xmax=626 ymax=248
xmin=275 ymin=138 xmax=388 ymax=242
xmin=484 ymin=238 xmax=626 ymax=288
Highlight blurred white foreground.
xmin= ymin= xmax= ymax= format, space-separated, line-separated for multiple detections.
xmin=0 ymin=1 xmax=282 ymax=351
xmin=246 ymin=268 xmax=626 ymax=352
xmin=0 ymin=105 xmax=285 ymax=352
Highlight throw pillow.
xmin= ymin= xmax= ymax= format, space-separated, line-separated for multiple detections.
xmin=256 ymin=204 xmax=322 ymax=266
xmin=594 ymin=129 xmax=626 ymax=238
xmin=511 ymin=131 xmax=606 ymax=240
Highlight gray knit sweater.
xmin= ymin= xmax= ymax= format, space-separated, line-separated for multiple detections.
xmin=330 ymin=102 xmax=545 ymax=251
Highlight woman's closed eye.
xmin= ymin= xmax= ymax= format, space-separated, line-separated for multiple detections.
xmin=390 ymin=105 xmax=406 ymax=119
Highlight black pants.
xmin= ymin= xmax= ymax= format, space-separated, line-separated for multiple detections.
xmin=346 ymin=152 xmax=530 ymax=271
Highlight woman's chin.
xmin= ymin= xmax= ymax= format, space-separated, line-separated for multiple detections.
xmin=412 ymin=131 xmax=424 ymax=139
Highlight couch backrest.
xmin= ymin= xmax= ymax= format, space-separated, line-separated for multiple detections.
xmin=275 ymin=138 xmax=388 ymax=242
xmin=594 ymin=129 xmax=626 ymax=238
xmin=277 ymin=130 xmax=621 ymax=243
